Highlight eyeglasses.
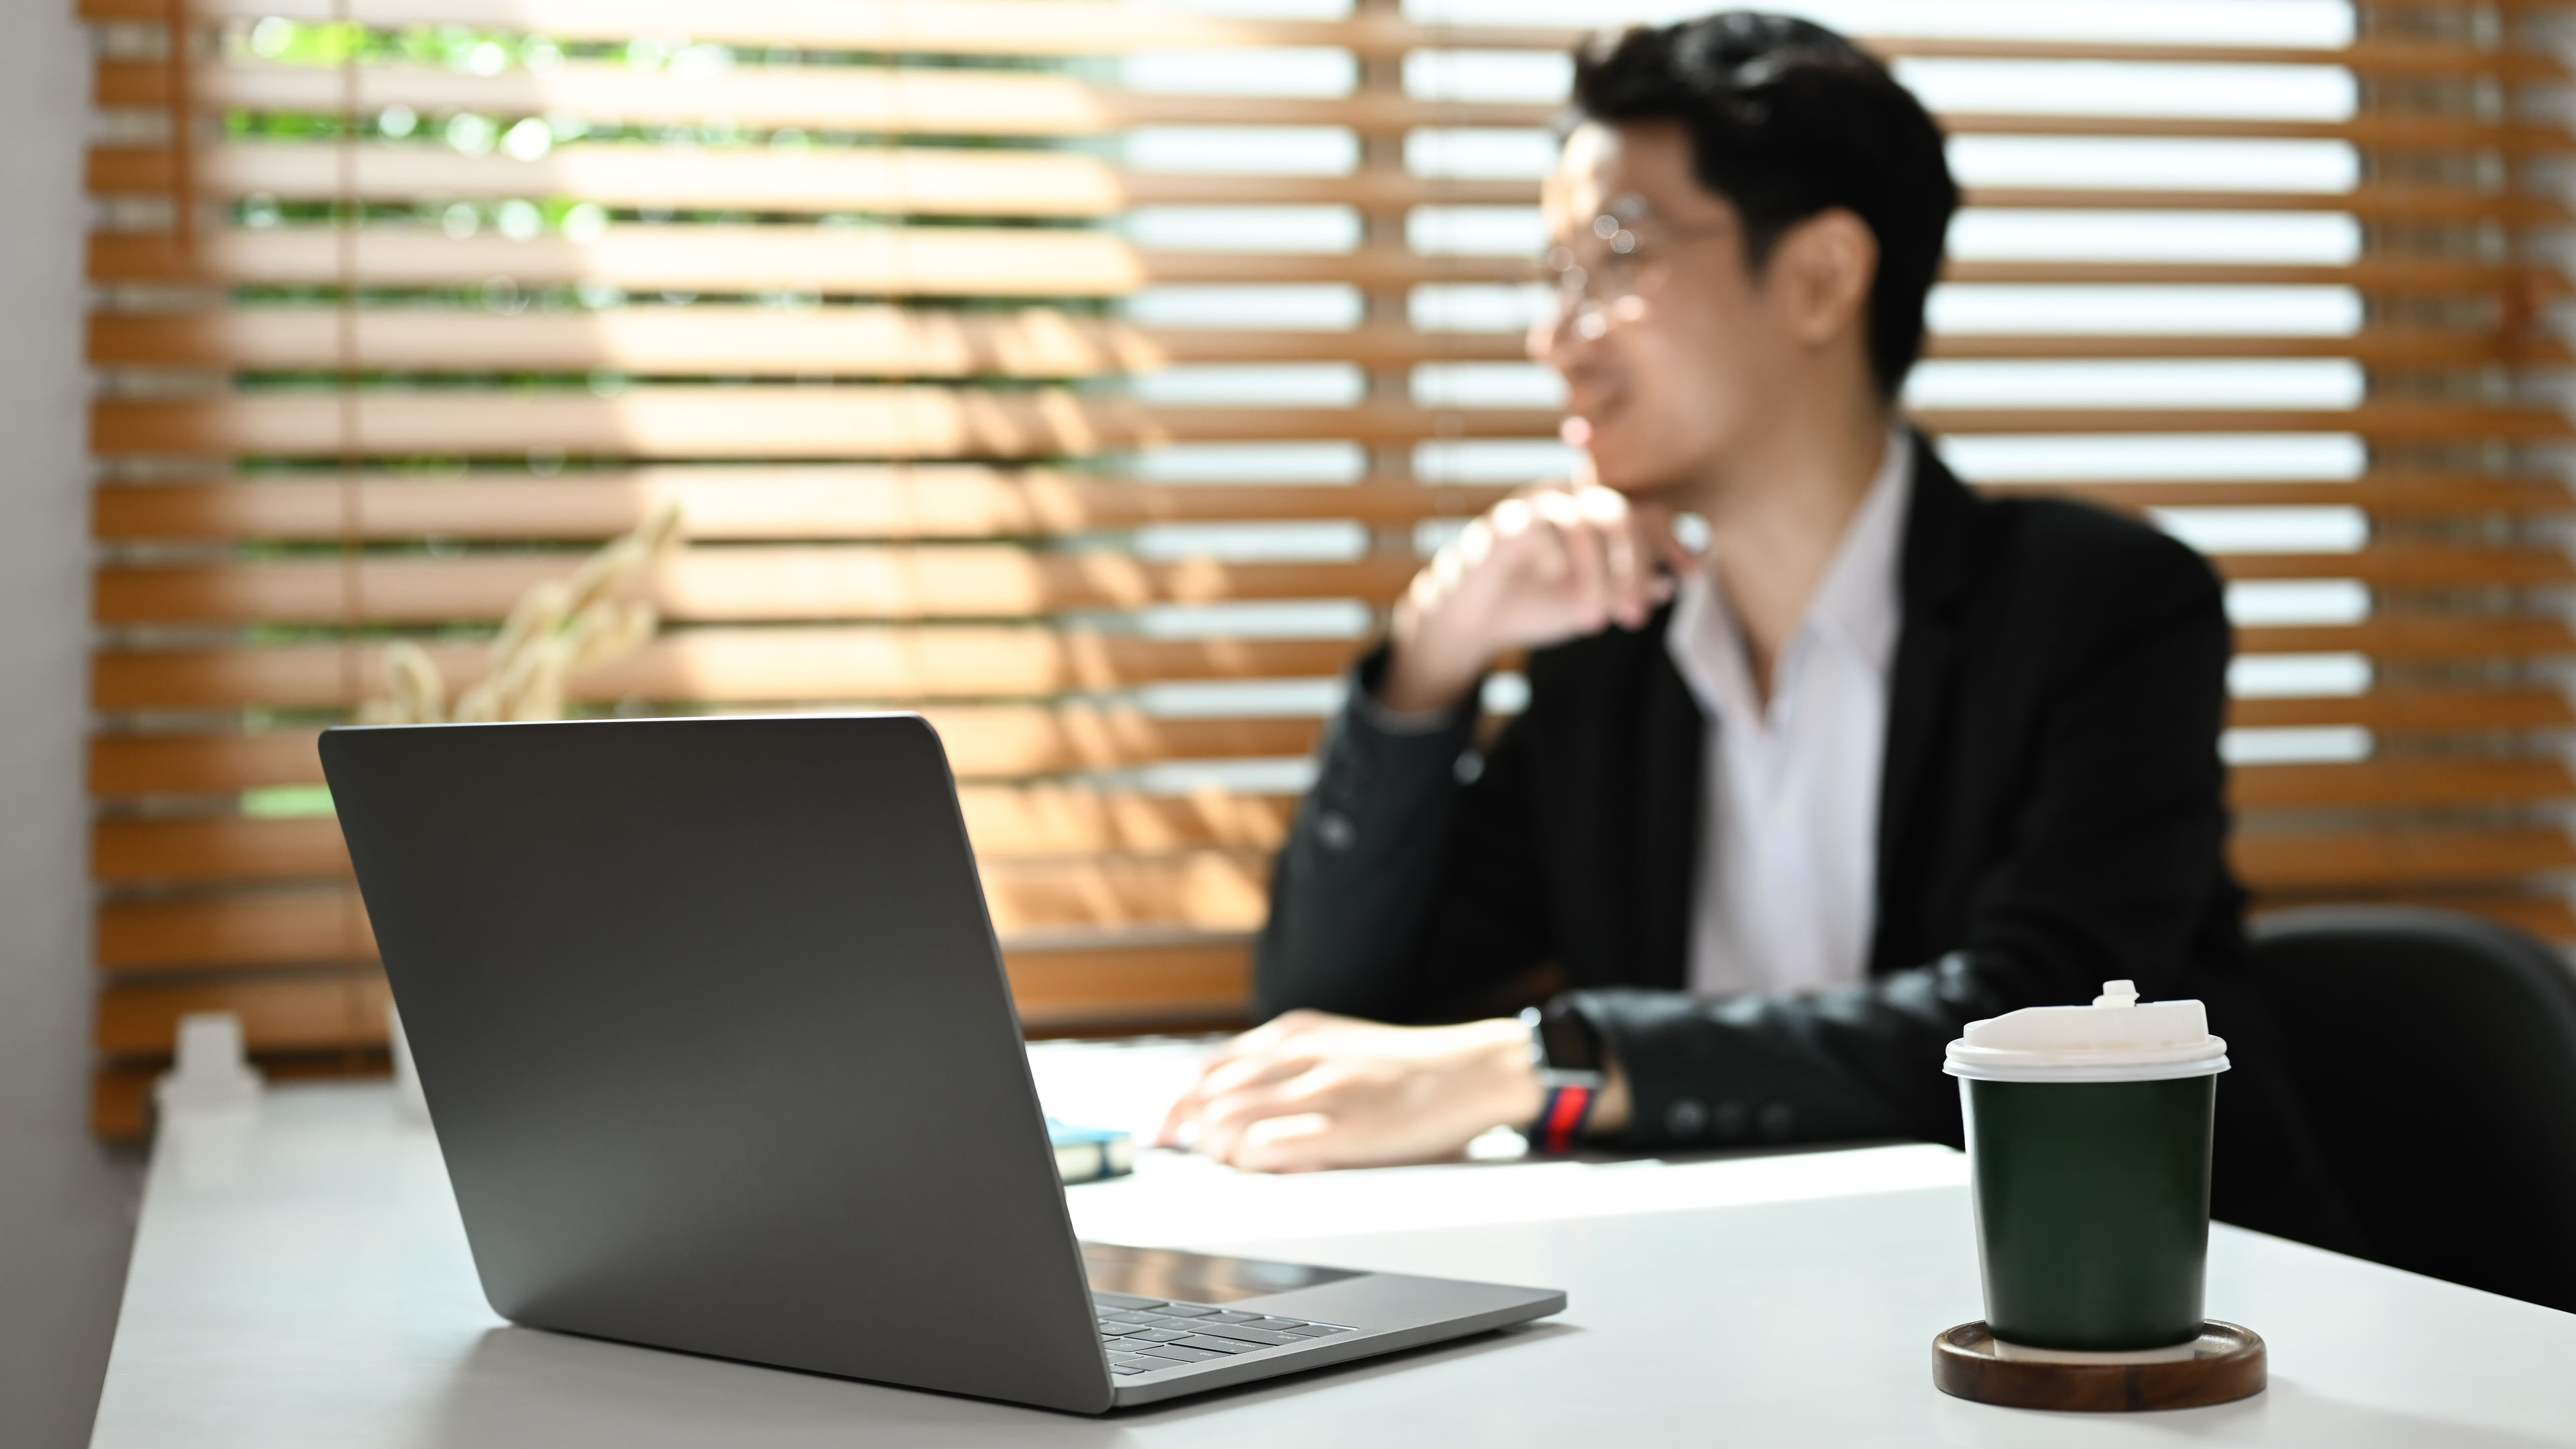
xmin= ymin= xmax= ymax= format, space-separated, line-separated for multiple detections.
xmin=1532 ymin=213 xmax=1735 ymax=330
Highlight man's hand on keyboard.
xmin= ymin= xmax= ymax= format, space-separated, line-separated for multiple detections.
xmin=1154 ymin=1011 xmax=1546 ymax=1173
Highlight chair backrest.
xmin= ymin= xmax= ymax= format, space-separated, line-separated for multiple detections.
xmin=2249 ymin=905 xmax=2576 ymax=1312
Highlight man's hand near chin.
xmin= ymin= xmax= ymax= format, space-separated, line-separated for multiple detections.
xmin=1156 ymin=1010 xmax=1631 ymax=1173
xmin=1377 ymin=479 xmax=1695 ymax=717
xmin=1172 ymin=475 xmax=1668 ymax=1175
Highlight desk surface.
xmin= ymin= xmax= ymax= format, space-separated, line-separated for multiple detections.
xmin=92 ymin=1042 xmax=2576 ymax=1448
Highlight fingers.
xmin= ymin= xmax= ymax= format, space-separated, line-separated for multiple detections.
xmin=1540 ymin=486 xmax=1676 ymax=631
xmin=1578 ymin=487 xmax=1659 ymax=629
xmin=1155 ymin=1097 xmax=1195 ymax=1148
xmin=1532 ymin=491 xmax=1607 ymax=629
xmin=1166 ymin=1016 xmax=1525 ymax=1172
xmin=1155 ymin=1012 xmax=1350 ymax=1147
xmin=1391 ymin=481 xmax=1695 ymax=686
xmin=1489 ymin=496 xmax=1570 ymax=588
xmin=1230 ymin=1113 xmax=1340 ymax=1175
xmin=1189 ymin=1074 xmax=1329 ymax=1167
xmin=1155 ymin=1026 xmax=1275 ymax=1146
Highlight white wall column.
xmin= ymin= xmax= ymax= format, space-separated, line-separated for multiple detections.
xmin=0 ymin=5 xmax=143 ymax=1444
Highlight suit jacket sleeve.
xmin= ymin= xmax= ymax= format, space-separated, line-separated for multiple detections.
xmin=1568 ymin=529 xmax=2237 ymax=1150
xmin=1252 ymin=649 xmax=1554 ymax=1022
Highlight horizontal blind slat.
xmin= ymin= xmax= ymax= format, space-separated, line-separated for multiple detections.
xmin=94 ymin=551 xmax=1428 ymax=624
xmin=89 ymin=543 xmax=2575 ymax=627
xmin=89 ymin=311 xmax=2568 ymax=374
xmin=2233 ymin=828 xmax=2576 ymax=891
xmin=2231 ymin=759 xmax=2576 ymax=810
xmin=90 ymin=142 xmax=2572 ymax=224
xmin=85 ymin=820 xmax=2576 ymax=978
xmin=91 ymin=146 xmax=1548 ymax=214
xmin=92 ymin=473 xmax=1513 ymax=541
xmin=91 ymin=760 xmax=2576 ymax=886
xmin=1939 ymin=259 xmax=2563 ymax=296
xmin=103 ymin=58 xmax=1564 ymax=131
xmin=93 ymin=227 xmax=1152 ymax=294
xmin=93 ymin=229 xmax=2566 ymax=297
xmin=76 ymin=0 xmax=2572 ymax=78
xmin=94 ymin=851 xmax=1276 ymax=970
xmin=1988 ymin=476 xmax=2574 ymax=516
xmin=2230 ymin=689 xmax=2576 ymax=733
xmin=89 ymin=311 xmax=1539 ymax=374
xmin=89 ymin=392 xmax=1566 ymax=457
xmin=89 ymin=617 xmax=2576 ymax=712
xmin=2216 ymin=545 xmax=2576 ymax=586
xmin=89 ymin=393 xmax=2576 ymax=460
xmin=2235 ymin=618 xmax=2576 ymax=659
xmin=99 ymin=59 xmax=2576 ymax=152
xmin=92 ymin=937 xmax=1252 ymax=1065
xmin=95 ymin=971 xmax=392 ymax=1056
xmin=91 ymin=709 xmax=1328 ymax=796
xmin=91 ymin=631 xmax=1372 ymax=709
xmin=93 ymin=786 xmax=1300 ymax=883
xmin=80 ymin=688 xmax=2576 ymax=801
xmin=83 ymin=0 xmax=1587 ymax=56
xmin=89 ymin=473 xmax=2570 ymax=545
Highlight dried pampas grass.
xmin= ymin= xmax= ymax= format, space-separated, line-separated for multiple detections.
xmin=357 ymin=502 xmax=684 ymax=727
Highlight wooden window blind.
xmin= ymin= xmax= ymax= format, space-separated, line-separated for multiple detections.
xmin=83 ymin=0 xmax=2575 ymax=1136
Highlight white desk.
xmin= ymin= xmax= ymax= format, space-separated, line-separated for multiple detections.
xmin=92 ymin=1042 xmax=2576 ymax=1447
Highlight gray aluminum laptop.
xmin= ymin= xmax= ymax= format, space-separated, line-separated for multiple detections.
xmin=320 ymin=713 xmax=1562 ymax=1414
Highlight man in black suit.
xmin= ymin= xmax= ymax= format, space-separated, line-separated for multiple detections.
xmin=1159 ymin=12 xmax=2345 ymax=1242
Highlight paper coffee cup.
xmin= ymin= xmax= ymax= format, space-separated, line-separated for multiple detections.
xmin=1945 ymin=980 xmax=2230 ymax=1353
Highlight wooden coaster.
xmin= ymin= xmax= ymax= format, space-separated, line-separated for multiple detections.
xmin=1932 ymin=1320 xmax=2265 ymax=1413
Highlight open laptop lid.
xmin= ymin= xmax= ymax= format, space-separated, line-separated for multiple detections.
xmin=321 ymin=714 xmax=1114 ymax=1413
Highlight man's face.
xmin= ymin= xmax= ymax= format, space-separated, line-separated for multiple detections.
xmin=1530 ymin=121 xmax=1782 ymax=496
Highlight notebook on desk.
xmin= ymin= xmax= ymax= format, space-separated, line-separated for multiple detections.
xmin=319 ymin=713 xmax=1562 ymax=1413
xmin=1049 ymin=1118 xmax=1135 ymax=1183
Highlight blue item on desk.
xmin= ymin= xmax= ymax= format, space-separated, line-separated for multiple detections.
xmin=1048 ymin=1119 xmax=1135 ymax=1184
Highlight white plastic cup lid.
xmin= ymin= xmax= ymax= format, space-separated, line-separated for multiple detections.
xmin=1944 ymin=979 xmax=2230 ymax=1083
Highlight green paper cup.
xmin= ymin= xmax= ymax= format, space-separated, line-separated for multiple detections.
xmin=1946 ymin=980 xmax=2229 ymax=1354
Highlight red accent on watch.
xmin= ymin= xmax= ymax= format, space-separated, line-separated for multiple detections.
xmin=1537 ymin=1083 xmax=1596 ymax=1155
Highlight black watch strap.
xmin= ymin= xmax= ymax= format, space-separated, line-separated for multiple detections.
xmin=1521 ymin=1000 xmax=1605 ymax=1153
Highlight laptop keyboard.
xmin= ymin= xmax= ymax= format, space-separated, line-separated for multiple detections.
xmin=1092 ymin=1292 xmax=1354 ymax=1376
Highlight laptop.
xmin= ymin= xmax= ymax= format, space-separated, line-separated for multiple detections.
xmin=319 ymin=713 xmax=1563 ymax=1413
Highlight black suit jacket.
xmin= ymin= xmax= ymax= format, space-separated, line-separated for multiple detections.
xmin=1254 ymin=435 xmax=2353 ymax=1244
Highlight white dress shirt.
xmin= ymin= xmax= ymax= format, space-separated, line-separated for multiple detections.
xmin=1664 ymin=431 xmax=1913 ymax=998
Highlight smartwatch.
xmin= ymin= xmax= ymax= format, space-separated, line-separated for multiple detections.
xmin=1519 ymin=1001 xmax=1606 ymax=1154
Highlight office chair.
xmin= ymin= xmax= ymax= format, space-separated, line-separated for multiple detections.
xmin=2249 ymin=904 xmax=2576 ymax=1313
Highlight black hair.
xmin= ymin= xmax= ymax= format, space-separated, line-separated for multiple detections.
xmin=1569 ymin=12 xmax=1957 ymax=396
